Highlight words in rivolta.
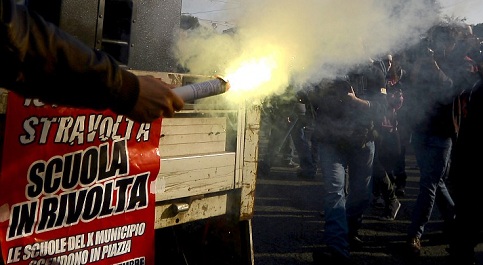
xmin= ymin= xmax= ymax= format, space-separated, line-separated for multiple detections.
xmin=7 ymin=139 xmax=150 ymax=240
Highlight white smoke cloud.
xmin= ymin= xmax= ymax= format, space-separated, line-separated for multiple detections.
xmin=174 ymin=0 xmax=442 ymax=102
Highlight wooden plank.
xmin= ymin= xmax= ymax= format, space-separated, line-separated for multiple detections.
xmin=159 ymin=142 xmax=226 ymax=157
xmin=159 ymin=117 xmax=227 ymax=156
xmin=159 ymin=153 xmax=235 ymax=172
xmin=160 ymin=123 xmax=226 ymax=135
xmin=154 ymin=193 xmax=229 ymax=228
xmin=239 ymin=104 xmax=261 ymax=220
xmin=159 ymin=133 xmax=225 ymax=145
xmin=156 ymin=153 xmax=236 ymax=201
xmin=162 ymin=117 xmax=226 ymax=126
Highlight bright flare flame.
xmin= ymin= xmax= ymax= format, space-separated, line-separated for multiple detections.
xmin=225 ymin=57 xmax=275 ymax=93
xmin=221 ymin=52 xmax=293 ymax=104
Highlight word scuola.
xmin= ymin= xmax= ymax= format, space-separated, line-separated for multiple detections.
xmin=6 ymin=140 xmax=151 ymax=240
xmin=19 ymin=114 xmax=152 ymax=145
xmin=26 ymin=140 xmax=130 ymax=198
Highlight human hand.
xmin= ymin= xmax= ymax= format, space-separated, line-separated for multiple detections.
xmin=346 ymin=86 xmax=357 ymax=101
xmin=126 ymin=75 xmax=185 ymax=122
xmin=346 ymin=86 xmax=370 ymax=109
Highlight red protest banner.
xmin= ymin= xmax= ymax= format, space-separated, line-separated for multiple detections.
xmin=0 ymin=93 xmax=160 ymax=265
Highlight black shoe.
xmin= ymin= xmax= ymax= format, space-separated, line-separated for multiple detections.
xmin=406 ymin=236 xmax=421 ymax=256
xmin=313 ymin=248 xmax=354 ymax=265
xmin=380 ymin=199 xmax=401 ymax=221
xmin=396 ymin=186 xmax=405 ymax=197
xmin=349 ymin=235 xmax=364 ymax=251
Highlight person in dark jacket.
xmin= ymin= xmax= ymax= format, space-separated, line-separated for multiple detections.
xmin=447 ymin=77 xmax=483 ymax=265
xmin=0 ymin=0 xmax=184 ymax=122
xmin=311 ymin=62 xmax=387 ymax=265
xmin=403 ymin=21 xmax=479 ymax=257
xmin=445 ymin=24 xmax=483 ymax=265
xmin=370 ymin=54 xmax=403 ymax=221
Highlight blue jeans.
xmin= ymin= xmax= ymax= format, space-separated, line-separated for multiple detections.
xmin=317 ymin=140 xmax=375 ymax=257
xmin=292 ymin=117 xmax=317 ymax=176
xmin=408 ymin=132 xmax=455 ymax=239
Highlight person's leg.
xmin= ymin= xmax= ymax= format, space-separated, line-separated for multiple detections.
xmin=280 ymin=134 xmax=297 ymax=166
xmin=291 ymin=117 xmax=317 ymax=177
xmin=375 ymin=137 xmax=401 ymax=220
xmin=449 ymin=183 xmax=482 ymax=265
xmin=394 ymin=144 xmax=407 ymax=178
xmin=395 ymin=107 xmax=411 ymax=195
xmin=266 ymin=112 xmax=293 ymax=167
xmin=448 ymin=152 xmax=481 ymax=264
xmin=317 ymin=141 xmax=351 ymax=257
xmin=407 ymin=132 xmax=453 ymax=241
xmin=434 ymin=171 xmax=455 ymax=231
xmin=257 ymin=110 xmax=274 ymax=176
xmin=378 ymin=170 xmax=401 ymax=220
xmin=346 ymin=141 xmax=375 ymax=241
xmin=371 ymin=147 xmax=386 ymax=208
xmin=394 ymin=144 xmax=408 ymax=196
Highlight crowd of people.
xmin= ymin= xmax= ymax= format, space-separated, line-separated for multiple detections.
xmin=2 ymin=0 xmax=483 ymax=264
xmin=258 ymin=19 xmax=483 ymax=265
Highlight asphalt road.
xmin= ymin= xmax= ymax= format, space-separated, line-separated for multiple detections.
xmin=251 ymin=152 xmax=483 ymax=265
xmin=156 ymin=151 xmax=483 ymax=265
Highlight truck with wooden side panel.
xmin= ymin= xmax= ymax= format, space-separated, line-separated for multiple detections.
xmin=0 ymin=1 xmax=261 ymax=264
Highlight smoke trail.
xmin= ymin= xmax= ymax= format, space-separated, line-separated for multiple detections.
xmin=174 ymin=0 xmax=442 ymax=103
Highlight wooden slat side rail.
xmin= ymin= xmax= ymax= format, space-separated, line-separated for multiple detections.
xmin=159 ymin=117 xmax=227 ymax=157
xmin=156 ymin=152 xmax=236 ymax=201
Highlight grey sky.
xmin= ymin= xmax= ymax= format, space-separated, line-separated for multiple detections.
xmin=439 ymin=0 xmax=483 ymax=24
xmin=182 ymin=0 xmax=483 ymax=27
xmin=181 ymin=0 xmax=239 ymax=31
